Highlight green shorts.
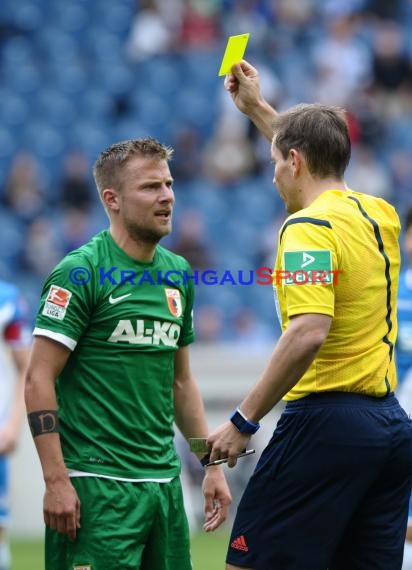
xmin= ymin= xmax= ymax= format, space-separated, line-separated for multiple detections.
xmin=45 ymin=476 xmax=192 ymax=570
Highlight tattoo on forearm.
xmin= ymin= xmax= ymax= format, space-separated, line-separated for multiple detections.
xmin=28 ymin=410 xmax=60 ymax=437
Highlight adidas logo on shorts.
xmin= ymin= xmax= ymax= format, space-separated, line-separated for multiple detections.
xmin=231 ymin=535 xmax=249 ymax=552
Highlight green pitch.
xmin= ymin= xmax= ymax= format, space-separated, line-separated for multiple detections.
xmin=11 ymin=531 xmax=230 ymax=569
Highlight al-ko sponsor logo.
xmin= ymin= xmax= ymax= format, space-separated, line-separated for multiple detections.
xmin=108 ymin=319 xmax=181 ymax=347
xmin=67 ymin=251 xmax=342 ymax=287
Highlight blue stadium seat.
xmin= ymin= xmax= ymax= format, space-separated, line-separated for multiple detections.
xmin=77 ymin=89 xmax=113 ymax=121
xmin=85 ymin=28 xmax=124 ymax=63
xmin=0 ymin=92 xmax=29 ymax=128
xmin=5 ymin=0 xmax=43 ymax=32
xmin=131 ymin=90 xmax=170 ymax=129
xmin=51 ymin=2 xmax=90 ymax=34
xmin=114 ymin=118 xmax=151 ymax=143
xmin=4 ymin=63 xmax=41 ymax=95
xmin=93 ymin=63 xmax=136 ymax=96
xmin=23 ymin=122 xmax=66 ymax=159
xmin=34 ymin=90 xmax=78 ymax=128
xmin=69 ymin=122 xmax=113 ymax=158
xmin=0 ymin=128 xmax=18 ymax=161
xmin=93 ymin=1 xmax=135 ymax=34
xmin=1 ymin=36 xmax=34 ymax=65
xmin=137 ymin=57 xmax=182 ymax=96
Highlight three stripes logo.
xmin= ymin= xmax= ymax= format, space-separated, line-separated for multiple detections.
xmin=231 ymin=534 xmax=249 ymax=552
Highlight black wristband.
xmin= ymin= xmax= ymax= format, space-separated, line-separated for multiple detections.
xmin=28 ymin=410 xmax=60 ymax=438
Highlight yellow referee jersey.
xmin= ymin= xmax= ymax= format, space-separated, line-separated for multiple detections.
xmin=274 ymin=189 xmax=401 ymax=400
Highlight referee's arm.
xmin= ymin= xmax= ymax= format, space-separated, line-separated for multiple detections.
xmin=208 ymin=313 xmax=331 ymax=467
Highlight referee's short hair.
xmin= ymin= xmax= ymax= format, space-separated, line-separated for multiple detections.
xmin=271 ymin=103 xmax=351 ymax=180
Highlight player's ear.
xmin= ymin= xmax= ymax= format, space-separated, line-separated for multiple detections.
xmin=289 ymin=149 xmax=302 ymax=177
xmin=102 ymin=188 xmax=120 ymax=212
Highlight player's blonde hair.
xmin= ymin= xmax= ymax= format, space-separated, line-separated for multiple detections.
xmin=93 ymin=137 xmax=174 ymax=198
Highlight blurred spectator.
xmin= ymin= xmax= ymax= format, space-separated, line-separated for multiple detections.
xmin=347 ymin=85 xmax=385 ymax=146
xmin=222 ymin=0 xmax=268 ymax=51
xmin=254 ymin=214 xmax=286 ymax=269
xmin=171 ymin=126 xmax=203 ymax=182
xmin=126 ymin=0 xmax=177 ymax=61
xmin=4 ymin=153 xmax=46 ymax=223
xmin=231 ymin=307 xmax=275 ymax=348
xmin=203 ymin=123 xmax=256 ymax=184
xmin=318 ymin=0 xmax=367 ymax=20
xmin=346 ymin=144 xmax=393 ymax=200
xmin=365 ymin=0 xmax=403 ymax=20
xmin=371 ymin=20 xmax=411 ymax=92
xmin=22 ymin=217 xmax=63 ymax=277
xmin=172 ymin=209 xmax=212 ymax=270
xmin=266 ymin=0 xmax=317 ymax=53
xmin=179 ymin=0 xmax=221 ymax=49
xmin=61 ymin=208 xmax=94 ymax=253
xmin=310 ymin=13 xmax=372 ymax=105
xmin=389 ymin=150 xmax=412 ymax=209
xmin=368 ymin=20 xmax=412 ymax=121
xmin=60 ymin=150 xmax=93 ymax=211
xmin=193 ymin=304 xmax=224 ymax=341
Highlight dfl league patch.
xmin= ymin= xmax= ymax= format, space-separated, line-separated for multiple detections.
xmin=283 ymin=250 xmax=333 ymax=285
xmin=42 ymin=284 xmax=72 ymax=320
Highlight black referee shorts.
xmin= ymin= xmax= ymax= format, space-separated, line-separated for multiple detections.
xmin=227 ymin=392 xmax=412 ymax=570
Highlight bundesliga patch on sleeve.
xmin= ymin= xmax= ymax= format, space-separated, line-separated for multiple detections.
xmin=283 ymin=250 xmax=332 ymax=285
xmin=42 ymin=285 xmax=72 ymax=320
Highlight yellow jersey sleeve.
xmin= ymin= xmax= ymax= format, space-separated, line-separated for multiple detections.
xmin=275 ymin=218 xmax=341 ymax=321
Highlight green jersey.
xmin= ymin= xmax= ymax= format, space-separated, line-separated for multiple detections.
xmin=34 ymin=230 xmax=195 ymax=479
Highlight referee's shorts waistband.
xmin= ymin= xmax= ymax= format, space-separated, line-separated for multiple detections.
xmin=285 ymin=391 xmax=397 ymax=411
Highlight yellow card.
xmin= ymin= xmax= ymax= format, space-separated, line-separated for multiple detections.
xmin=218 ymin=33 xmax=250 ymax=76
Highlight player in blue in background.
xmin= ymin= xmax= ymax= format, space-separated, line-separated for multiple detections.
xmin=397 ymin=207 xmax=412 ymax=387
xmin=396 ymin=207 xmax=412 ymax=570
xmin=0 ymin=281 xmax=30 ymax=570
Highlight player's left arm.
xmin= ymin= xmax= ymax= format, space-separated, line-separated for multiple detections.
xmin=207 ymin=313 xmax=332 ymax=466
xmin=173 ymin=345 xmax=232 ymax=532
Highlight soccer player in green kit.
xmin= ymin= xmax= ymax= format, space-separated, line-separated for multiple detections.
xmin=24 ymin=138 xmax=231 ymax=570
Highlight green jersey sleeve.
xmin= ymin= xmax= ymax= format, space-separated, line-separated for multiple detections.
xmin=178 ymin=261 xmax=195 ymax=347
xmin=34 ymin=252 xmax=96 ymax=350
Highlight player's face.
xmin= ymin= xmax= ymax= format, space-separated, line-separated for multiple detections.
xmin=119 ymin=156 xmax=175 ymax=243
xmin=271 ymin=144 xmax=301 ymax=214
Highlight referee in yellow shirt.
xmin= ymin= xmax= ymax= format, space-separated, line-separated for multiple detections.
xmin=208 ymin=60 xmax=412 ymax=570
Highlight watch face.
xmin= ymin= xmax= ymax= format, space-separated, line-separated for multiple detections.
xmin=230 ymin=409 xmax=260 ymax=434
xmin=232 ymin=412 xmax=245 ymax=431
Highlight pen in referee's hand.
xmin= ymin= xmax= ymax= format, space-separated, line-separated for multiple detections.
xmin=205 ymin=449 xmax=255 ymax=467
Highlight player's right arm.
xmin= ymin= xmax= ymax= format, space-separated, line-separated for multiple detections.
xmin=25 ymin=336 xmax=81 ymax=541
xmin=226 ymin=59 xmax=278 ymax=141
